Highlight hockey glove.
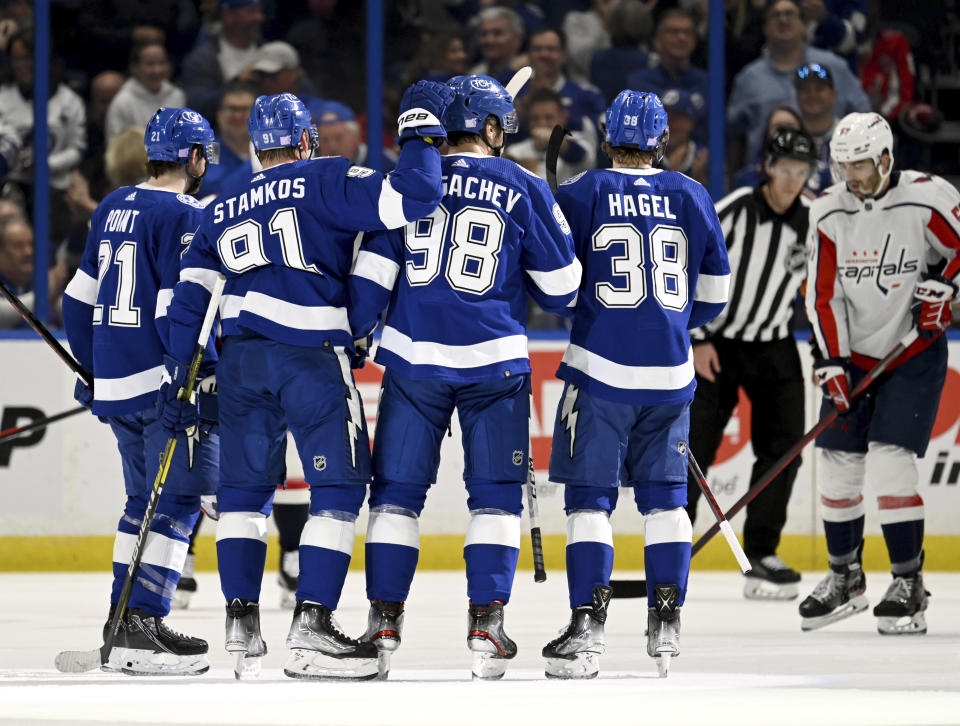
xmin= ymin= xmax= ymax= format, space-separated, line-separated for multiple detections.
xmin=397 ymin=80 xmax=455 ymax=147
xmin=813 ymin=358 xmax=852 ymax=413
xmin=200 ymin=494 xmax=219 ymax=521
xmin=156 ymin=354 xmax=199 ymax=436
xmin=350 ymin=335 xmax=372 ymax=370
xmin=73 ymin=378 xmax=94 ymax=411
xmin=912 ymin=273 xmax=957 ymax=340
xmin=197 ymin=374 xmax=218 ymax=436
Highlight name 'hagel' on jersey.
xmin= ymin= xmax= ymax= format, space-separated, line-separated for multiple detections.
xmin=348 ymin=152 xmax=581 ymax=382
xmin=555 ymin=167 xmax=731 ymax=405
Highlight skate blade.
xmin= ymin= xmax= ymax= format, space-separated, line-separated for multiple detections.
xmin=744 ymin=578 xmax=799 ymax=601
xmin=544 ymin=653 xmax=599 ymax=679
xmin=471 ymin=652 xmax=509 ymax=680
xmin=877 ymin=611 xmax=927 ymax=635
xmin=801 ymin=595 xmax=869 ymax=631
xmin=376 ymin=651 xmax=391 ymax=680
xmin=283 ymin=648 xmax=379 ymax=681
xmin=117 ymin=649 xmax=209 ymax=676
xmin=232 ymin=651 xmax=262 ymax=680
xmin=54 ymin=648 xmax=103 ymax=673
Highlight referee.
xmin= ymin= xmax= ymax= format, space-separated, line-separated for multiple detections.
xmin=687 ymin=128 xmax=817 ymax=600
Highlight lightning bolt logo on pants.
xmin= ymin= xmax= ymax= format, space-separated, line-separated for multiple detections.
xmin=335 ymin=351 xmax=362 ymax=468
xmin=560 ymin=384 xmax=580 ymax=459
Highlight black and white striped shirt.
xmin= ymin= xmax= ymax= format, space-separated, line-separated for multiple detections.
xmin=692 ymin=186 xmax=809 ymax=343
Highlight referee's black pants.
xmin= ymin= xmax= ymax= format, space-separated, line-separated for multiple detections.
xmin=686 ymin=337 xmax=804 ymax=560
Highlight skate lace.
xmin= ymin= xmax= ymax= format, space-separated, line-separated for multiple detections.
xmin=810 ymin=571 xmax=842 ymax=600
xmin=323 ymin=611 xmax=358 ymax=645
xmin=882 ymin=576 xmax=913 ymax=604
xmin=155 ymin=618 xmax=192 ymax=641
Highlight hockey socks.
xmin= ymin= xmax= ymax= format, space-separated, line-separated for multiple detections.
xmin=112 ymin=493 xmax=198 ymax=616
xmin=274 ymin=501 xmax=310 ymax=552
xmin=564 ymin=510 xmax=614 ymax=609
xmin=297 ymin=513 xmax=356 ymax=609
xmin=463 ymin=512 xmax=520 ymax=604
xmin=365 ymin=506 xmax=420 ymax=602
xmin=823 ymin=514 xmax=865 ymax=563
xmin=643 ymin=509 xmax=691 ymax=608
xmin=216 ymin=512 xmax=269 ymax=603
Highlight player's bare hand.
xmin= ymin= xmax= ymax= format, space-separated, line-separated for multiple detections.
xmin=693 ymin=342 xmax=721 ymax=382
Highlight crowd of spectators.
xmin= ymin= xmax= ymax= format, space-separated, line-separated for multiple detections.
xmin=0 ymin=0 xmax=956 ymax=329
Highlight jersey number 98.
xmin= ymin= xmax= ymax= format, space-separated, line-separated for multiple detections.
xmin=592 ymin=223 xmax=688 ymax=310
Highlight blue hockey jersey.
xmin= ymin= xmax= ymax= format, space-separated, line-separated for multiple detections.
xmin=349 ymin=152 xmax=581 ymax=382
xmin=62 ymin=184 xmax=207 ymax=416
xmin=555 ymin=167 xmax=730 ymax=405
xmin=164 ymin=140 xmax=444 ymax=363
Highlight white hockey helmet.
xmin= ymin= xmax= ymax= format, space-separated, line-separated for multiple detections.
xmin=830 ymin=112 xmax=894 ymax=183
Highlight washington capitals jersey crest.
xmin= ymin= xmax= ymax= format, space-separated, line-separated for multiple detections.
xmin=555 ymin=168 xmax=730 ymax=405
xmin=349 ymin=152 xmax=581 ymax=382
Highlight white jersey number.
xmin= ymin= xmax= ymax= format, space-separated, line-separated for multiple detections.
xmin=592 ymin=223 xmax=688 ymax=310
xmin=404 ymin=205 xmax=504 ymax=294
xmin=94 ymin=240 xmax=141 ymax=327
xmin=218 ymin=207 xmax=320 ymax=275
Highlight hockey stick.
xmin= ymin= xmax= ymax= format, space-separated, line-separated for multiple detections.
xmin=0 ymin=405 xmax=86 ymax=443
xmin=54 ymin=274 xmax=225 ymax=673
xmin=609 ymin=448 xmax=751 ymax=598
xmin=545 ymin=125 xmax=570 ymax=194
xmin=526 ymin=453 xmax=547 ymax=583
xmin=504 ymin=65 xmax=532 ymax=100
xmin=0 ymin=278 xmax=93 ymax=386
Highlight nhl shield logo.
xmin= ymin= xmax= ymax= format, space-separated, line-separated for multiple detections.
xmin=313 ymin=455 xmax=327 ymax=472
xmin=677 ymin=441 xmax=687 ymax=455
xmin=512 ymin=450 xmax=524 ymax=466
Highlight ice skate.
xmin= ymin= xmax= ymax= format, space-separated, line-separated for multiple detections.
xmin=647 ymin=584 xmax=681 ymax=679
xmin=799 ymin=560 xmax=867 ymax=631
xmin=284 ymin=601 xmax=379 ymax=680
xmin=359 ymin=599 xmax=404 ymax=679
xmin=543 ymin=585 xmax=611 ymax=679
xmin=171 ymin=553 xmax=197 ymax=610
xmin=225 ymin=598 xmax=267 ymax=679
xmin=874 ymin=573 xmax=930 ymax=635
xmin=467 ymin=600 xmax=516 ymax=680
xmin=111 ymin=609 xmax=209 ymax=676
xmin=743 ymin=554 xmax=801 ymax=601
xmin=278 ymin=549 xmax=298 ymax=610
xmin=100 ymin=606 xmax=129 ymax=673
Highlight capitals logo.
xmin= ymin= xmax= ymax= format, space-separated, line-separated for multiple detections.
xmin=836 ymin=233 xmax=918 ymax=294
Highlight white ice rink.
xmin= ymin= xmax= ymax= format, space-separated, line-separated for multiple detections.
xmin=1 ymin=570 xmax=958 ymax=726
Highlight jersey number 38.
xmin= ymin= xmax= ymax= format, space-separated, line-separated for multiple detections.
xmin=592 ymin=223 xmax=688 ymax=310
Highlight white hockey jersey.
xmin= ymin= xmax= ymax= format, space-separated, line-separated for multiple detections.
xmin=806 ymin=171 xmax=960 ymax=363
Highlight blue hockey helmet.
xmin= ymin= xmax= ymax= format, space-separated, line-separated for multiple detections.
xmin=144 ymin=107 xmax=219 ymax=164
xmin=443 ymin=75 xmax=518 ymax=135
xmin=248 ymin=93 xmax=318 ymax=153
xmin=603 ymin=90 xmax=669 ymax=161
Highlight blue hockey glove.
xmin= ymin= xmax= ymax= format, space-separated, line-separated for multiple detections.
xmin=156 ymin=354 xmax=199 ymax=436
xmin=73 ymin=378 xmax=94 ymax=411
xmin=397 ymin=80 xmax=454 ymax=147
xmin=350 ymin=335 xmax=372 ymax=370
xmin=197 ymin=374 xmax=218 ymax=436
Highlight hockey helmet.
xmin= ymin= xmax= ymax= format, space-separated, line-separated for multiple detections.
xmin=144 ymin=107 xmax=219 ymax=164
xmin=603 ymin=90 xmax=669 ymax=162
xmin=443 ymin=75 xmax=518 ymax=135
xmin=248 ymin=93 xmax=319 ymax=153
xmin=830 ymin=112 xmax=894 ymax=182
xmin=765 ymin=127 xmax=817 ymax=174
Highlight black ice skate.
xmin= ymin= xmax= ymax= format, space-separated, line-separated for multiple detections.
xmin=543 ymin=585 xmax=611 ymax=679
xmin=873 ymin=573 xmax=930 ymax=635
xmin=743 ymin=554 xmax=802 ymax=601
xmin=359 ymin=599 xmax=405 ymax=679
xmin=284 ymin=601 xmax=379 ymax=680
xmin=277 ymin=549 xmax=298 ymax=610
xmin=225 ymin=598 xmax=267 ymax=680
xmin=799 ymin=559 xmax=868 ymax=631
xmin=171 ymin=553 xmax=197 ymax=610
xmin=467 ymin=600 xmax=517 ymax=680
xmin=647 ymin=584 xmax=681 ymax=678
xmin=112 ymin=608 xmax=209 ymax=676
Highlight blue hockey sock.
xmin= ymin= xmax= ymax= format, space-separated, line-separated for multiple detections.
xmin=463 ymin=512 xmax=520 ymax=604
xmin=881 ymin=520 xmax=924 ymax=573
xmin=297 ymin=513 xmax=355 ymax=609
xmin=365 ymin=507 xmax=420 ymax=602
xmin=216 ymin=512 xmax=269 ymax=602
xmin=564 ymin=510 xmax=614 ymax=608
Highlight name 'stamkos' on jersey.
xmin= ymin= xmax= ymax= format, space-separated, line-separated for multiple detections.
xmin=163 ymin=141 xmax=444 ymax=363
xmin=348 ymin=152 xmax=580 ymax=382
xmin=554 ymin=167 xmax=731 ymax=405
xmin=806 ymin=171 xmax=960 ymax=363
xmin=62 ymin=184 xmax=207 ymax=416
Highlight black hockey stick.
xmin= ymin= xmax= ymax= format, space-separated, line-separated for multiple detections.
xmin=0 ymin=405 xmax=86 ymax=443
xmin=55 ymin=274 xmax=225 ymax=673
xmin=0 ymin=277 xmax=93 ymax=386
xmin=526 ymin=453 xmax=547 ymax=583
xmin=545 ymin=125 xmax=570 ymax=194
xmin=609 ymin=448 xmax=751 ymax=598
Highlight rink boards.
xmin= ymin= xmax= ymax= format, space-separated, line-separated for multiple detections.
xmin=1 ymin=333 xmax=959 ymax=571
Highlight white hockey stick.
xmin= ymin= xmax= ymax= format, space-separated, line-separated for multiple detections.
xmin=504 ymin=65 xmax=532 ymax=99
xmin=54 ymin=275 xmax=226 ymax=674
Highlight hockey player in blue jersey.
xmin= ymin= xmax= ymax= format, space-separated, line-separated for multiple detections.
xmin=61 ymin=107 xmax=221 ymax=675
xmin=541 ymin=90 xmax=730 ymax=679
xmin=348 ymin=74 xmax=581 ymax=680
xmin=158 ymin=85 xmax=452 ymax=681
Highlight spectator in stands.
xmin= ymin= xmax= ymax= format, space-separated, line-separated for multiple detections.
xmin=730 ymin=105 xmax=803 ymax=189
xmin=198 ymin=80 xmax=256 ymax=197
xmin=794 ymin=62 xmax=837 ymax=193
xmin=179 ymin=0 xmax=264 ymax=120
xmin=313 ymin=100 xmax=393 ymax=171
xmin=860 ymin=27 xmax=915 ymax=122
xmin=470 ymin=6 xmax=526 ymax=86
xmin=105 ymin=42 xmax=186 ymax=141
xmin=691 ymin=0 xmax=765 ymax=90
xmin=104 ymin=127 xmax=148 ymax=190
xmin=0 ymin=197 xmax=25 ymax=225
xmin=589 ymin=0 xmax=653 ymax=104
xmin=82 ymin=71 xmax=124 ymax=200
xmin=626 ymin=9 xmax=708 ymax=144
xmin=800 ymin=0 xmax=867 ymax=71
xmin=505 ymin=88 xmax=596 ymax=182
xmin=405 ymin=32 xmax=470 ymax=84
xmin=562 ymin=0 xmax=615 ymax=85
xmin=250 ymin=40 xmax=320 ymax=105
xmin=661 ymin=88 xmax=709 ymax=185
xmin=0 ymin=217 xmax=66 ymax=328
xmin=727 ymin=0 xmax=869 ymax=168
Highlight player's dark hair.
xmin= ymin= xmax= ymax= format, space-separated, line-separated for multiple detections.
xmin=446 ymin=115 xmax=502 ymax=151
xmin=145 ymin=160 xmax=182 ymax=177
xmin=602 ymin=142 xmax=655 ymax=167
xmin=257 ymin=147 xmax=299 ymax=165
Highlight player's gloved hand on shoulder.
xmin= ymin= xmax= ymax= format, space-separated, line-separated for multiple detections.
xmin=912 ymin=273 xmax=958 ymax=340
xmin=73 ymin=378 xmax=94 ymax=411
xmin=398 ymin=80 xmax=455 ymax=147
xmin=350 ymin=335 xmax=372 ymax=369
xmin=814 ymin=357 xmax=852 ymax=413
xmin=156 ymin=354 xmax=199 ymax=435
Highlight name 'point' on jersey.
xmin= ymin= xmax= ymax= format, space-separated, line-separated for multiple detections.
xmin=554 ymin=167 xmax=731 ymax=405
xmin=349 ymin=152 xmax=581 ymax=382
